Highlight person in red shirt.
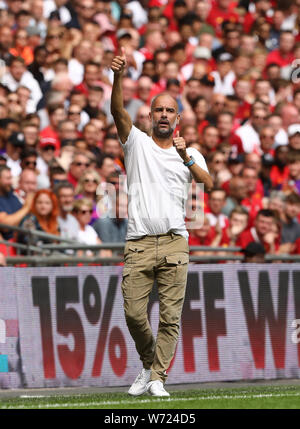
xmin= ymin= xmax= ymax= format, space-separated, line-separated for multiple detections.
xmin=217 ymin=111 xmax=244 ymax=154
xmin=75 ymin=61 xmax=102 ymax=97
xmin=67 ymin=151 xmax=91 ymax=188
xmin=191 ymin=95 xmax=209 ymax=136
xmin=205 ymin=188 xmax=229 ymax=230
xmin=243 ymin=0 xmax=273 ymax=34
xmin=219 ymin=205 xmax=249 ymax=247
xmin=266 ymin=30 xmax=295 ymax=68
xmin=188 ymin=215 xmax=216 ymax=260
xmin=199 ymin=125 xmax=219 ymax=157
xmin=39 ymin=104 xmax=66 ymax=155
xmin=207 ymin=0 xmax=239 ymax=38
xmin=236 ymin=209 xmax=280 ymax=254
xmin=270 ymin=145 xmax=290 ymax=189
xmin=240 ymin=166 xmax=264 ymax=225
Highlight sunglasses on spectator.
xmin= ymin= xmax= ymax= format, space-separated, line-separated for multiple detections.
xmin=74 ymin=162 xmax=90 ymax=167
xmin=84 ymin=178 xmax=98 ymax=184
xmin=80 ymin=5 xmax=94 ymax=10
xmin=47 ymin=33 xmax=64 ymax=39
xmin=42 ymin=145 xmax=55 ymax=151
xmin=24 ymin=160 xmax=37 ymax=167
xmin=78 ymin=209 xmax=93 ymax=215
xmin=253 ymin=115 xmax=266 ymax=120
xmin=69 ymin=110 xmax=81 ymax=115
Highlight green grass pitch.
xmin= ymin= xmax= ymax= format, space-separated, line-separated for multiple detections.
xmin=0 ymin=384 xmax=299 ymax=409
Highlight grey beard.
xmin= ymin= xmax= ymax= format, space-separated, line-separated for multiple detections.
xmin=153 ymin=126 xmax=173 ymax=138
xmin=152 ymin=119 xmax=177 ymax=138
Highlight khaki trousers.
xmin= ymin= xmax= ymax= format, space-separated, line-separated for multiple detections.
xmin=121 ymin=232 xmax=189 ymax=383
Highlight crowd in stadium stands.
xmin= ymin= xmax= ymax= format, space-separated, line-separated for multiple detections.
xmin=0 ymin=0 xmax=300 ymax=265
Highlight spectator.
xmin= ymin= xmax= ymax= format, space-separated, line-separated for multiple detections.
xmin=54 ymin=181 xmax=80 ymax=243
xmin=1 ymin=56 xmax=42 ymax=111
xmin=268 ymin=190 xmax=286 ymax=221
xmin=21 ymin=121 xmax=39 ymax=148
xmin=270 ymin=145 xmax=290 ymax=189
xmin=242 ymin=241 xmax=266 ymax=263
xmin=58 ymin=120 xmax=78 ymax=144
xmin=9 ymin=28 xmax=34 ymax=65
xmin=188 ymin=215 xmax=216 ymax=257
xmin=206 ymin=93 xmax=226 ymax=125
xmin=68 ymin=39 xmax=93 ymax=86
xmin=281 ymin=192 xmax=300 ymax=244
xmin=222 ymin=176 xmax=248 ymax=217
xmin=81 ymin=122 xmax=102 ymax=158
xmin=49 ymin=165 xmax=68 ymax=190
xmin=199 ymin=125 xmax=219 ymax=158
xmin=217 ymin=111 xmax=244 ymax=154
xmin=240 ymin=166 xmax=264 ymax=224
xmin=281 ymin=151 xmax=300 ymax=194
xmin=67 ymin=103 xmax=88 ymax=132
xmin=207 ymin=150 xmax=228 ymax=187
xmin=180 ymin=124 xmax=199 ymax=146
xmin=17 ymin=189 xmax=60 ymax=252
xmin=206 ymin=188 xmax=229 ymax=230
xmin=92 ymin=191 xmax=128 ymax=244
xmin=20 ymin=147 xmax=38 ymax=173
xmin=75 ymin=169 xmax=102 ymax=223
xmin=236 ymin=209 xmax=280 ymax=254
xmin=72 ymin=197 xmax=110 ymax=257
xmin=39 ymin=104 xmax=66 ymax=154
xmin=218 ymin=205 xmax=249 ymax=248
xmin=67 ymin=151 xmax=91 ymax=188
xmin=235 ymin=105 xmax=268 ymax=153
xmin=259 ymin=125 xmax=276 ymax=155
xmin=287 ymin=124 xmax=300 ymax=152
xmin=3 ymin=132 xmax=26 ymax=179
xmin=14 ymin=169 xmax=38 ymax=204
xmin=96 ymin=154 xmax=117 ymax=184
xmin=134 ymin=104 xmax=151 ymax=136
xmin=0 ymin=165 xmax=34 ymax=239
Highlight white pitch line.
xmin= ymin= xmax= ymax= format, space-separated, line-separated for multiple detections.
xmin=20 ymin=395 xmax=46 ymax=398
xmin=2 ymin=391 xmax=300 ymax=409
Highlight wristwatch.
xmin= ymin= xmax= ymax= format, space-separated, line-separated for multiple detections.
xmin=183 ymin=156 xmax=195 ymax=167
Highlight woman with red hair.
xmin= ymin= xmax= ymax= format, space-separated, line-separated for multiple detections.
xmin=17 ymin=189 xmax=60 ymax=252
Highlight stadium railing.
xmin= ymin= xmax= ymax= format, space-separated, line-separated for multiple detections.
xmin=1 ymin=222 xmax=300 ymax=266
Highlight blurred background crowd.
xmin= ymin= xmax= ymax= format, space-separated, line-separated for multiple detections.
xmin=0 ymin=0 xmax=300 ymax=265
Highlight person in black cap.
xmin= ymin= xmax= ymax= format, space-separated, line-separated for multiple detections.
xmin=3 ymin=132 xmax=26 ymax=178
xmin=260 ymin=153 xmax=274 ymax=196
xmin=199 ymin=73 xmax=215 ymax=102
xmin=243 ymin=241 xmax=266 ymax=263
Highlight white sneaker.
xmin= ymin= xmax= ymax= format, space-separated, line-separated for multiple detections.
xmin=128 ymin=368 xmax=151 ymax=396
xmin=147 ymin=380 xmax=170 ymax=397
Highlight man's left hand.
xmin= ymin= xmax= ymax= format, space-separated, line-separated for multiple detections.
xmin=173 ymin=130 xmax=190 ymax=163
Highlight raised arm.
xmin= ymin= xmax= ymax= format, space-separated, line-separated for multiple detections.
xmin=110 ymin=47 xmax=133 ymax=144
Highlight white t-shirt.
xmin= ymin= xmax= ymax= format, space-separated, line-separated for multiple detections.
xmin=123 ymin=126 xmax=209 ymax=240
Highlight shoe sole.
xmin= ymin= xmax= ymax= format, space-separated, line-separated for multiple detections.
xmin=128 ymin=387 xmax=148 ymax=396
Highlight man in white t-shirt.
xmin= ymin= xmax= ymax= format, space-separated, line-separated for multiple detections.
xmin=111 ymin=49 xmax=213 ymax=398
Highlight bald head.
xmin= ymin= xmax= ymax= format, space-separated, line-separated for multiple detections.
xmin=150 ymin=92 xmax=179 ymax=113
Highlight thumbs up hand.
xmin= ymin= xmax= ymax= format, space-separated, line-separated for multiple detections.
xmin=111 ymin=47 xmax=127 ymax=75
xmin=173 ymin=130 xmax=189 ymax=162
